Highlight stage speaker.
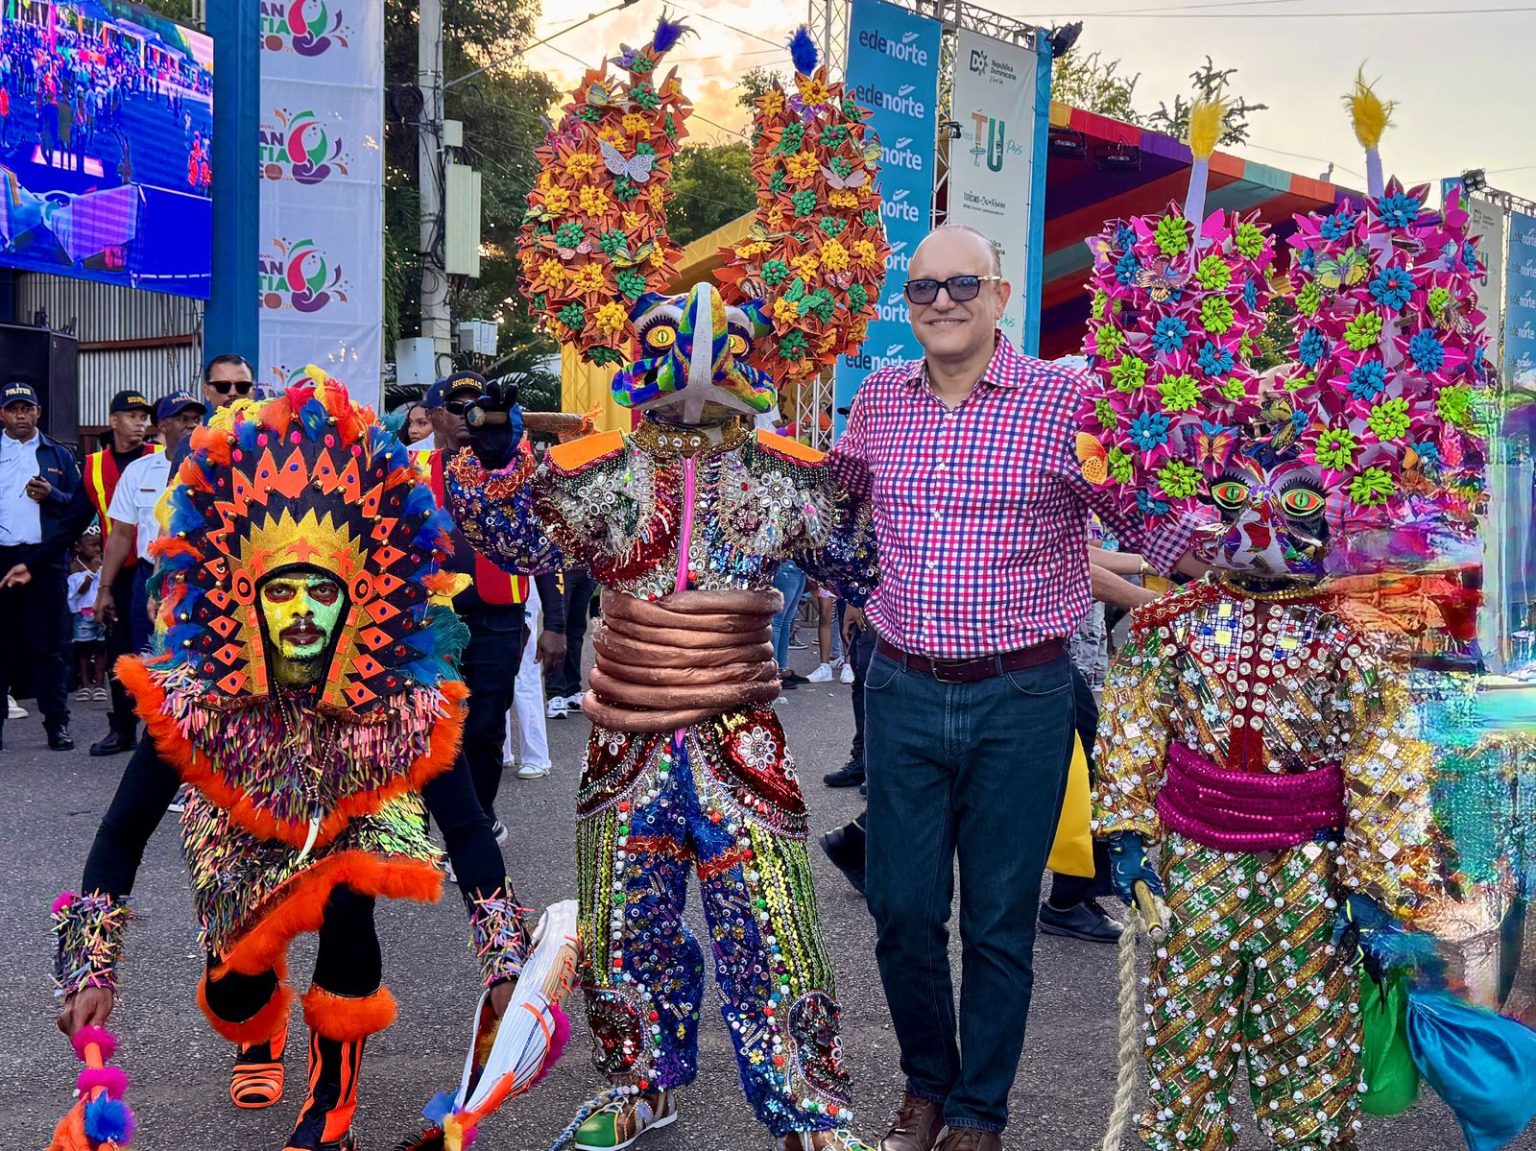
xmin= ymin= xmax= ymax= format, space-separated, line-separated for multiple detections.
xmin=0 ymin=323 xmax=79 ymax=449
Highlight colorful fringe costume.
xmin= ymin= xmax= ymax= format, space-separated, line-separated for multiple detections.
xmin=1081 ymin=90 xmax=1535 ymax=1151
xmin=51 ymin=375 xmax=534 ymax=1151
xmin=444 ymin=21 xmax=882 ymax=1151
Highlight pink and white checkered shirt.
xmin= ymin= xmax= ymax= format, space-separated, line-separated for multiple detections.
xmin=827 ymin=333 xmax=1193 ymax=659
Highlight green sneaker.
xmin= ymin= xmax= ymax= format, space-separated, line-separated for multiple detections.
xmin=574 ymin=1090 xmax=677 ymax=1151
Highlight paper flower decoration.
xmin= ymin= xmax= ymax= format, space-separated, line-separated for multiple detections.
xmin=1077 ymin=202 xmax=1276 ymax=531
xmin=714 ymin=28 xmax=889 ymax=384
xmin=517 ymin=17 xmax=693 ymax=366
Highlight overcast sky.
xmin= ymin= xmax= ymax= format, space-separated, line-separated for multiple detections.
xmin=528 ymin=0 xmax=1536 ymax=203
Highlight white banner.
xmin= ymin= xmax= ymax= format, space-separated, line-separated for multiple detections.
xmin=1466 ymin=195 xmax=1505 ymax=370
xmin=256 ymin=3 xmax=384 ymax=403
xmin=949 ymin=30 xmax=1041 ymax=344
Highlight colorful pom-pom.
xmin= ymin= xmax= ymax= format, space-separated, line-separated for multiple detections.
xmin=72 ymin=1025 xmax=118 ymax=1063
xmin=76 ymin=1065 xmax=128 ymax=1100
xmin=83 ymin=1095 xmax=135 ymax=1145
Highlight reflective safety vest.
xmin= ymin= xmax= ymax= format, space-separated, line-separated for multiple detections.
xmin=413 ymin=448 xmax=528 ymax=607
xmin=84 ymin=443 xmax=161 ymax=568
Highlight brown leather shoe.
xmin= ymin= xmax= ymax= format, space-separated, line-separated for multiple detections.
xmin=879 ymin=1091 xmax=943 ymax=1151
xmin=932 ymin=1126 xmax=1002 ymax=1151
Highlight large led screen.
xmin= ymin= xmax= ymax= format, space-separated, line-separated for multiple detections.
xmin=0 ymin=0 xmax=212 ymax=298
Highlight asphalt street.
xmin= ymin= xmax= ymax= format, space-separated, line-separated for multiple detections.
xmin=1 ymin=647 xmax=1505 ymax=1151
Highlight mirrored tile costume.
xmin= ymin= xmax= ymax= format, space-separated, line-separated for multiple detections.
xmin=49 ymin=375 xmax=541 ymax=1151
xmin=442 ymin=20 xmax=884 ymax=1151
xmin=1078 ymin=90 xmax=1535 ymax=1151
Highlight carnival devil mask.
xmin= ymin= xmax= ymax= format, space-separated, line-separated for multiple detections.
xmin=518 ymin=21 xmax=886 ymax=425
xmin=611 ymin=284 xmax=775 ymax=421
xmin=1197 ymin=455 xmax=1329 ymax=580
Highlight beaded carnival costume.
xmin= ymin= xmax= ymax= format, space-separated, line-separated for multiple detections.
xmin=1080 ymin=90 xmax=1535 ymax=1151
xmin=442 ymin=20 xmax=883 ymax=1151
xmin=50 ymin=375 xmax=552 ymax=1151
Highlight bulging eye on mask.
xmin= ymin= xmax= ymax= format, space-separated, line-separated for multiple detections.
xmin=611 ymin=282 xmax=778 ymax=423
xmin=259 ymin=568 xmax=346 ymax=682
xmin=1196 ymin=458 xmax=1330 ymax=582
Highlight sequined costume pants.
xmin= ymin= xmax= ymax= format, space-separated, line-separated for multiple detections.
xmin=1140 ymin=834 xmax=1361 ymax=1151
xmin=575 ymin=718 xmax=854 ymax=1136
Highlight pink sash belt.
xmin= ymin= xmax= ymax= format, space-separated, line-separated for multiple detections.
xmin=1155 ymin=743 xmax=1344 ymax=852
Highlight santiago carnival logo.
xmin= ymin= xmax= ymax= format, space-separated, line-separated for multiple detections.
xmin=261 ymin=109 xmax=350 ymax=185
xmin=261 ymin=237 xmax=349 ymax=314
xmin=262 ymin=0 xmax=351 ymax=56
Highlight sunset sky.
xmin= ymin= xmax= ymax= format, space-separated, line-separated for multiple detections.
xmin=527 ymin=0 xmax=1536 ymax=204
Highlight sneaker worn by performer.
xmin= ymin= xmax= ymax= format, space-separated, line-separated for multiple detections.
xmin=840 ymin=662 xmax=856 ymax=684
xmin=574 ymin=1089 xmax=677 ymax=1151
xmin=231 ymin=1025 xmax=288 ymax=1109
xmin=823 ymin=760 xmax=865 ymax=788
xmin=931 ymin=1128 xmax=1002 ymax=1151
xmin=807 ymin=662 xmax=834 ymax=683
xmin=778 ymin=1128 xmax=877 ymax=1150
xmin=878 ymin=1091 xmax=943 ymax=1151
xmin=547 ymin=695 xmax=570 ymax=719
xmin=491 ymin=819 xmax=509 ymax=845
xmin=517 ymin=761 xmax=551 ymax=779
xmin=1037 ymin=897 xmax=1121 ymax=944
xmin=284 ymin=1031 xmax=362 ymax=1151
xmin=6 ymin=695 xmax=25 ymax=719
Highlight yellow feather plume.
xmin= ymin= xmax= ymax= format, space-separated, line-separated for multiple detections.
xmin=1187 ymin=99 xmax=1227 ymax=162
xmin=1345 ymin=69 xmax=1394 ymax=150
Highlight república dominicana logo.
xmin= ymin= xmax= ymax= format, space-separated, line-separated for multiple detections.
xmin=262 ymin=0 xmax=351 ymax=56
xmin=261 ymin=109 xmax=350 ymax=185
xmin=261 ymin=237 xmax=349 ymax=314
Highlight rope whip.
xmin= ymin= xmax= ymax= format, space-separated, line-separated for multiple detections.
xmin=1100 ymin=880 xmax=1170 ymax=1151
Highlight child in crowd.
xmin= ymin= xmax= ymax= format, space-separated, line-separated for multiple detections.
xmin=68 ymin=529 xmax=107 ymax=701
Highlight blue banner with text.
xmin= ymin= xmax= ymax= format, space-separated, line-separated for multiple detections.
xmin=832 ymin=0 xmax=942 ymax=437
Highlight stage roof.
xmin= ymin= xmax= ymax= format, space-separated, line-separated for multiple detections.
xmin=1038 ymin=100 xmax=1350 ymax=358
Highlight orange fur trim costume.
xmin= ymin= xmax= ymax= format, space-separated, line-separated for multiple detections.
xmin=302 ymin=984 xmax=399 ymax=1041
xmin=199 ymin=976 xmax=295 ymax=1044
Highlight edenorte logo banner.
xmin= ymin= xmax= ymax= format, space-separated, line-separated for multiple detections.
xmin=1505 ymin=211 xmax=1536 ymax=379
xmin=260 ymin=108 xmax=352 ymax=185
xmin=834 ymin=0 xmax=942 ymax=435
xmin=261 ymin=0 xmax=352 ymax=56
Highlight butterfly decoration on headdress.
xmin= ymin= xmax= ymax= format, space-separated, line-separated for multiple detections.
xmin=517 ymin=19 xmax=887 ymax=419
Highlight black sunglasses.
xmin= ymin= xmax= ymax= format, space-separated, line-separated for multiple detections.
xmin=443 ymin=397 xmax=481 ymax=416
xmin=210 ymin=379 xmax=254 ymax=395
xmin=903 ymin=274 xmax=1003 ymax=305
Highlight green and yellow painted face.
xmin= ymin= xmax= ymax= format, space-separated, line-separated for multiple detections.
xmin=259 ymin=569 xmax=345 ymax=682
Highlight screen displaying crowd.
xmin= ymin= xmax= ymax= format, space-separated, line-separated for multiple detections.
xmin=0 ymin=0 xmax=213 ymax=298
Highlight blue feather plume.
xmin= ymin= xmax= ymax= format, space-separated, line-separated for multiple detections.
xmin=84 ymin=1095 xmax=135 ymax=1144
xmin=652 ymin=13 xmax=688 ymax=54
xmin=789 ymin=26 xmax=818 ymax=76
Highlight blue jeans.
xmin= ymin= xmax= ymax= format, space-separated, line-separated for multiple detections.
xmin=864 ymin=647 xmax=1074 ymax=1134
xmin=770 ymin=560 xmax=806 ymax=669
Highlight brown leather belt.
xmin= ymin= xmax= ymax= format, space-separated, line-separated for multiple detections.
xmin=875 ymin=636 xmax=1065 ymax=684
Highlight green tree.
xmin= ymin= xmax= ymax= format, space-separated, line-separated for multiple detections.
xmin=736 ymin=66 xmax=785 ymax=111
xmin=1051 ymin=49 xmax=1142 ymax=123
xmin=668 ymin=142 xmax=756 ymax=248
xmin=1146 ymin=56 xmax=1268 ymax=147
xmin=384 ymin=0 xmax=561 ymax=371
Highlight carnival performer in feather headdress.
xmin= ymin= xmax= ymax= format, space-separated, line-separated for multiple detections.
xmin=441 ymin=18 xmax=883 ymax=1151
xmin=49 ymin=372 xmax=569 ymax=1151
xmin=1081 ymin=84 xmax=1536 ymax=1151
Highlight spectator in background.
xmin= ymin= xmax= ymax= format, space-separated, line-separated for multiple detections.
xmin=412 ymin=373 xmax=566 ymax=838
xmin=69 ymin=528 xmax=107 ymax=702
xmin=544 ymin=565 xmax=596 ymax=719
xmin=404 ymin=401 xmax=432 ymax=446
xmin=62 ymin=389 xmax=161 ymax=757
xmin=97 ymin=393 xmax=207 ymax=656
xmin=770 ymin=557 xmax=807 ymax=697
xmin=165 ymin=354 xmax=253 ymax=472
xmin=804 ymin=579 xmax=846 ymax=683
xmin=503 ymin=575 xmax=554 ymax=778
xmin=0 ymin=380 xmax=81 ymax=751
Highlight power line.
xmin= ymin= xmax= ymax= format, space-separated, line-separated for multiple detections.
xmin=1017 ymin=2 xmax=1536 ymax=15
xmin=666 ymin=2 xmax=788 ymax=48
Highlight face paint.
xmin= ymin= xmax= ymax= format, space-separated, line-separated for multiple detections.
xmin=1199 ymin=458 xmax=1329 ymax=582
xmin=259 ymin=570 xmax=345 ymax=682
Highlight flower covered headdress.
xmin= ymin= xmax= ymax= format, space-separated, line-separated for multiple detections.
xmin=140 ymin=369 xmax=466 ymax=716
xmin=713 ymin=28 xmax=889 ymax=385
xmin=518 ymin=20 xmax=885 ymax=419
xmin=1076 ymin=101 xmax=1279 ymax=525
xmin=1281 ymin=74 xmax=1488 ymax=567
xmin=518 ymin=16 xmax=693 ymax=366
